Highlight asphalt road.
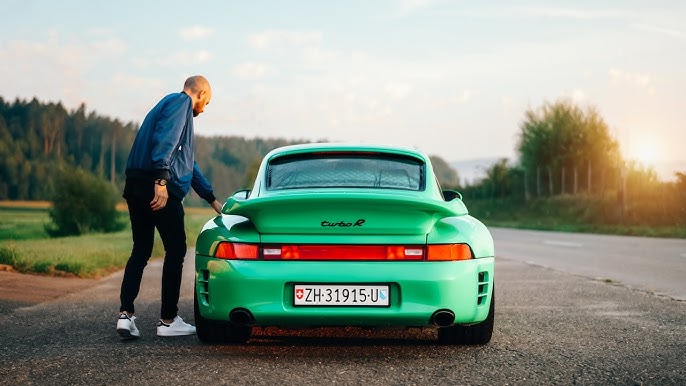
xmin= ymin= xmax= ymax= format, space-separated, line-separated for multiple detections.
xmin=1 ymin=230 xmax=685 ymax=385
xmin=490 ymin=227 xmax=686 ymax=301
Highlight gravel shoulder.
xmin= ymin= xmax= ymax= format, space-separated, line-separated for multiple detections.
xmin=0 ymin=269 xmax=100 ymax=312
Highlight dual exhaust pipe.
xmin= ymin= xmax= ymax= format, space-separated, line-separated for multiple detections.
xmin=230 ymin=308 xmax=455 ymax=327
xmin=431 ymin=309 xmax=455 ymax=327
xmin=229 ymin=308 xmax=256 ymax=326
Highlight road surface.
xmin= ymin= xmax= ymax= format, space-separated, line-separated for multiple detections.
xmin=490 ymin=227 xmax=686 ymax=300
xmin=1 ymin=229 xmax=684 ymax=385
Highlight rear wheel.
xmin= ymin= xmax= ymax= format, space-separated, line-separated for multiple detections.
xmin=194 ymin=286 xmax=252 ymax=344
xmin=438 ymin=291 xmax=494 ymax=345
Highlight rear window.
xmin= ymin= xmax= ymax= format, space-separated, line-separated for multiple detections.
xmin=267 ymin=152 xmax=424 ymax=191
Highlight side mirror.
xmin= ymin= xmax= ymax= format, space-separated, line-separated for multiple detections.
xmin=442 ymin=189 xmax=463 ymax=202
xmin=232 ymin=189 xmax=251 ymax=200
xmin=221 ymin=189 xmax=251 ymax=213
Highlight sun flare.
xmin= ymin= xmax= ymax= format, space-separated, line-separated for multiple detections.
xmin=630 ymin=139 xmax=661 ymax=166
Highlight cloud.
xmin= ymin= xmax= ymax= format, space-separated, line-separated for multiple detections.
xmin=195 ymin=50 xmax=212 ymax=63
xmin=232 ymin=61 xmax=277 ymax=80
xmin=90 ymin=37 xmax=127 ymax=55
xmin=179 ymin=26 xmax=214 ymax=41
xmin=247 ymin=30 xmax=322 ymax=50
xmin=2 ymin=38 xmax=95 ymax=78
xmin=631 ymin=24 xmax=685 ymax=39
xmin=301 ymin=46 xmax=344 ymax=66
xmin=384 ymin=82 xmax=413 ymax=100
xmin=453 ymin=89 xmax=471 ymax=104
xmin=0 ymin=36 xmax=115 ymax=114
xmin=570 ymin=89 xmax=587 ymax=102
xmin=500 ymin=96 xmax=518 ymax=120
xmin=156 ymin=50 xmax=213 ymax=66
xmin=609 ymin=68 xmax=656 ymax=95
xmin=399 ymin=0 xmax=433 ymax=15
xmin=519 ymin=7 xmax=624 ymax=20
xmin=110 ymin=74 xmax=165 ymax=89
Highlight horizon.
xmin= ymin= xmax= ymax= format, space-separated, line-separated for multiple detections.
xmin=451 ymin=157 xmax=686 ymax=185
xmin=3 ymin=92 xmax=683 ymax=183
xmin=1 ymin=1 xmax=684 ymax=177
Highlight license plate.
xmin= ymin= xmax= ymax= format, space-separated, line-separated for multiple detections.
xmin=294 ymin=284 xmax=390 ymax=307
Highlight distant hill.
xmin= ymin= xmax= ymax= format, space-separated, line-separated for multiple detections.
xmin=651 ymin=160 xmax=686 ymax=181
xmin=451 ymin=157 xmax=504 ymax=186
xmin=451 ymin=157 xmax=686 ymax=186
xmin=0 ymin=96 xmax=461 ymax=201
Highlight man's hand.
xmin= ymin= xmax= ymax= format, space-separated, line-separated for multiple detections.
xmin=150 ymin=184 xmax=168 ymax=211
xmin=210 ymin=199 xmax=223 ymax=214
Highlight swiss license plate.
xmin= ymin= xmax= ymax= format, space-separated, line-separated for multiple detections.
xmin=294 ymin=284 xmax=390 ymax=307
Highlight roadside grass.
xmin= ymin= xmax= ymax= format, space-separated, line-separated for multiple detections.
xmin=3 ymin=194 xmax=683 ymax=278
xmin=0 ymin=206 xmax=50 ymax=240
xmin=0 ymin=203 xmax=218 ymax=278
xmin=477 ymin=219 xmax=686 ymax=238
xmin=465 ymin=196 xmax=686 ymax=238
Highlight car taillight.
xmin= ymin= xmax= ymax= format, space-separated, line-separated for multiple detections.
xmin=213 ymin=242 xmax=472 ymax=261
xmin=214 ymin=242 xmax=259 ymax=260
xmin=262 ymin=245 xmax=425 ymax=261
xmin=426 ymin=244 xmax=473 ymax=261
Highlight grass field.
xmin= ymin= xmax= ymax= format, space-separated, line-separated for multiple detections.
xmin=465 ymin=196 xmax=686 ymax=239
xmin=0 ymin=206 xmax=50 ymax=240
xmin=2 ymin=198 xmax=683 ymax=278
xmin=0 ymin=201 xmax=218 ymax=277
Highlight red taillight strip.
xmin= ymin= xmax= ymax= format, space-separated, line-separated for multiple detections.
xmin=426 ymin=244 xmax=473 ymax=261
xmin=267 ymin=245 xmax=423 ymax=261
xmin=214 ymin=242 xmax=259 ymax=260
xmin=214 ymin=242 xmax=473 ymax=261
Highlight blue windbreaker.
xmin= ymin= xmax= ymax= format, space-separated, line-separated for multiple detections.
xmin=125 ymin=92 xmax=216 ymax=203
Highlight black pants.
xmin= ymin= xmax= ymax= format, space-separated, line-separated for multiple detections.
xmin=119 ymin=180 xmax=186 ymax=320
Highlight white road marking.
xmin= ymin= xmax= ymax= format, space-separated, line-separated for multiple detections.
xmin=543 ymin=240 xmax=583 ymax=248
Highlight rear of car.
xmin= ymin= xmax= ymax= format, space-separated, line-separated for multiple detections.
xmin=194 ymin=144 xmax=495 ymax=344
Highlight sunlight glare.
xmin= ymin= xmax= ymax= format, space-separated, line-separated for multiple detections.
xmin=630 ymin=139 xmax=660 ymax=166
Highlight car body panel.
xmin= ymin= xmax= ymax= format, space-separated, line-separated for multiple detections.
xmin=195 ymin=143 xmax=495 ymax=335
xmin=196 ymin=256 xmax=494 ymax=326
xmin=221 ymin=191 xmax=468 ymax=235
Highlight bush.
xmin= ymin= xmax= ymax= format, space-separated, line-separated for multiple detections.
xmin=46 ymin=168 xmax=125 ymax=236
xmin=0 ymin=243 xmax=18 ymax=266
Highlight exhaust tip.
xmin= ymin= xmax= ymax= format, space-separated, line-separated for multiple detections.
xmin=229 ymin=308 xmax=256 ymax=326
xmin=431 ymin=309 xmax=455 ymax=327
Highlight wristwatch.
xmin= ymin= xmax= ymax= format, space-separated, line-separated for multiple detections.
xmin=154 ymin=179 xmax=167 ymax=186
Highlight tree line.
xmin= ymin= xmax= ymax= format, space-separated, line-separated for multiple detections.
xmin=0 ymin=96 xmax=459 ymax=204
xmin=0 ymin=96 xmax=299 ymax=202
xmin=1 ymin=95 xmax=682 ymax=232
xmin=457 ymin=99 xmax=685 ymax=228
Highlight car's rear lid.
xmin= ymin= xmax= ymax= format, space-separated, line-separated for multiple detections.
xmin=222 ymin=192 xmax=467 ymax=236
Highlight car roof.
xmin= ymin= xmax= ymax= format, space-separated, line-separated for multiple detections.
xmin=264 ymin=142 xmax=430 ymax=161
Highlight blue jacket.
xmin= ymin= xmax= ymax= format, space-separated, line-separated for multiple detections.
xmin=125 ymin=92 xmax=216 ymax=203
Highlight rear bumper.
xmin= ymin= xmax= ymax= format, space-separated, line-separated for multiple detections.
xmin=195 ymin=256 xmax=494 ymax=327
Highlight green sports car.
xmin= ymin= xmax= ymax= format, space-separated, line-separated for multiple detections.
xmin=194 ymin=143 xmax=495 ymax=344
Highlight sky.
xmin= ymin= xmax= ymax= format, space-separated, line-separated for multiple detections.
xmin=1 ymin=0 xmax=684 ymax=180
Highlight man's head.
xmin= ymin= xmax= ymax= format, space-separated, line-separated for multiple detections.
xmin=183 ymin=75 xmax=212 ymax=117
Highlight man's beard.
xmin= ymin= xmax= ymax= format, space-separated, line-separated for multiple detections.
xmin=193 ymin=109 xmax=200 ymax=117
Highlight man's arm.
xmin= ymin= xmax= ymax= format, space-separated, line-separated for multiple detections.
xmin=150 ymin=95 xmax=190 ymax=180
xmin=190 ymin=162 xmax=222 ymax=214
xmin=150 ymin=180 xmax=169 ymax=211
xmin=209 ymin=199 xmax=222 ymax=214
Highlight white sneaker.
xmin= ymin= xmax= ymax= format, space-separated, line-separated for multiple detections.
xmin=156 ymin=316 xmax=197 ymax=337
xmin=116 ymin=313 xmax=140 ymax=339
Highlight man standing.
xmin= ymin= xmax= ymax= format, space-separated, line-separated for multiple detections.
xmin=116 ymin=75 xmax=223 ymax=339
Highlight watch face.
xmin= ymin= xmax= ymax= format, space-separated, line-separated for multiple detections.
xmin=156 ymin=179 xmax=167 ymax=186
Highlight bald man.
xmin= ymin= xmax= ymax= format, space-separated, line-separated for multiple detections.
xmin=117 ymin=76 xmax=223 ymax=339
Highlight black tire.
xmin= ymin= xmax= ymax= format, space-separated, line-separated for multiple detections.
xmin=438 ymin=291 xmax=495 ymax=345
xmin=194 ymin=287 xmax=252 ymax=344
